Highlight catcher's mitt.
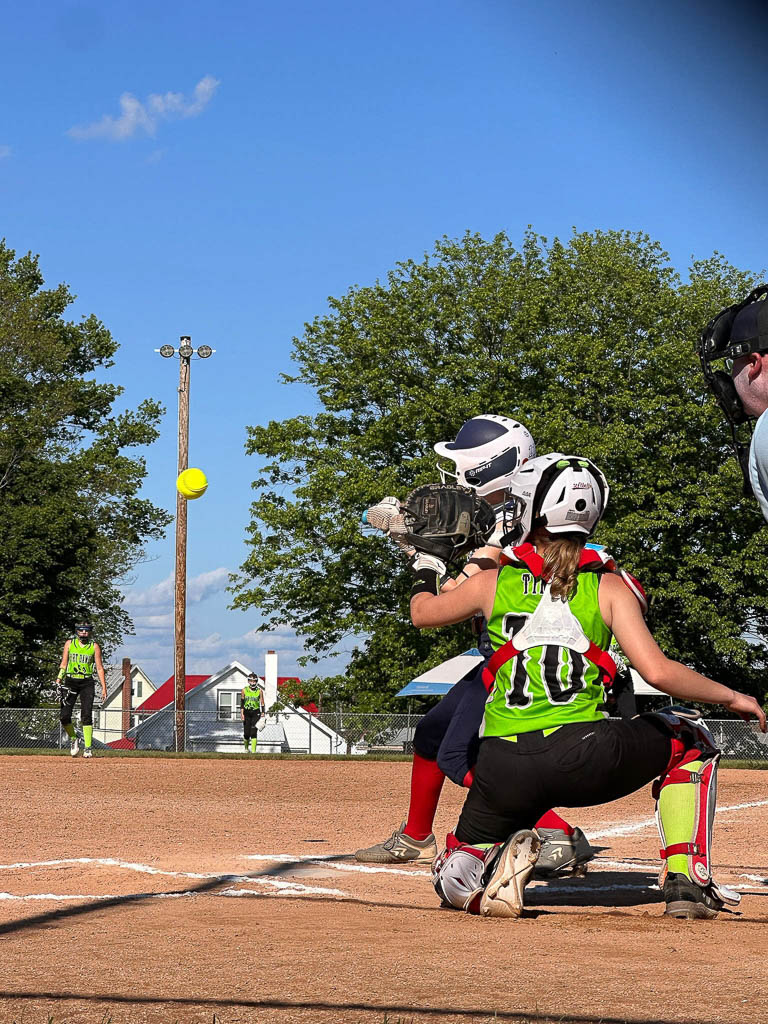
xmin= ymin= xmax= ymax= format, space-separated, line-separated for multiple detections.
xmin=399 ymin=483 xmax=495 ymax=563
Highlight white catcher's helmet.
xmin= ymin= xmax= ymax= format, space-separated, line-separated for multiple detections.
xmin=434 ymin=415 xmax=536 ymax=497
xmin=504 ymin=453 xmax=609 ymax=543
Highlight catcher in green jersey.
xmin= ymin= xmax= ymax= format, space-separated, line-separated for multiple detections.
xmin=56 ymin=621 xmax=107 ymax=759
xmin=408 ymin=455 xmax=765 ymax=920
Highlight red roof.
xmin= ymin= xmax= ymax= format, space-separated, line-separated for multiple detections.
xmin=278 ymin=677 xmax=317 ymax=714
xmin=107 ymin=737 xmax=136 ymax=750
xmin=133 ymin=672 xmax=316 ymax=714
xmin=135 ymin=674 xmax=211 ymax=713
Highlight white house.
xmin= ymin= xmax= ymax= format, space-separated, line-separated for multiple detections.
xmin=93 ymin=659 xmax=157 ymax=746
xmin=124 ymin=653 xmax=348 ymax=754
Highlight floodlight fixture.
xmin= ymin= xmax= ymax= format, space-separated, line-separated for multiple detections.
xmin=178 ymin=339 xmax=194 ymax=359
xmin=196 ymin=344 xmax=213 ymax=359
xmin=157 ymin=344 xmax=176 ymax=358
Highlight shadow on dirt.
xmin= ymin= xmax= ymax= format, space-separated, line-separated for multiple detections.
xmin=0 ymin=990 xmax=734 ymax=1024
xmin=527 ymin=868 xmax=661 ymax=908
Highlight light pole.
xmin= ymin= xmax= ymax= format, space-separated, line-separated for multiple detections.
xmin=156 ymin=338 xmax=215 ymax=751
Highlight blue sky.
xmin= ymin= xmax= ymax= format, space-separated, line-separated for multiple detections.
xmin=2 ymin=0 xmax=767 ymax=684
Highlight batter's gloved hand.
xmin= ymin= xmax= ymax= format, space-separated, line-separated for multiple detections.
xmin=363 ymin=496 xmax=402 ymax=532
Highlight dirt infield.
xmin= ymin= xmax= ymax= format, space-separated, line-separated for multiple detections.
xmin=0 ymin=755 xmax=766 ymax=1024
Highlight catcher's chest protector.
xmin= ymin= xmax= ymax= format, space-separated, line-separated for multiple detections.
xmin=481 ymin=562 xmax=613 ymax=738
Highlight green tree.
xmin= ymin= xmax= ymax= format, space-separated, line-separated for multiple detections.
xmin=0 ymin=242 xmax=172 ymax=703
xmin=233 ymin=229 xmax=768 ymax=709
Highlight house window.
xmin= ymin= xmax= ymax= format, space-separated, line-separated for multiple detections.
xmin=218 ymin=691 xmax=242 ymax=720
xmin=136 ymin=677 xmax=142 ymax=698
xmin=93 ymin=710 xmax=101 ymax=730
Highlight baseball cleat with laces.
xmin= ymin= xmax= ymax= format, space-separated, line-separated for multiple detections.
xmin=70 ymin=735 xmax=80 ymax=757
xmin=354 ymin=822 xmax=437 ymax=863
xmin=479 ymin=829 xmax=541 ymax=918
xmin=534 ymin=826 xmax=595 ymax=878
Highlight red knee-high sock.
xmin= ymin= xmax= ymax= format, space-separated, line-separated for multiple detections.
xmin=535 ymin=809 xmax=574 ymax=835
xmin=404 ymin=755 xmax=446 ymax=840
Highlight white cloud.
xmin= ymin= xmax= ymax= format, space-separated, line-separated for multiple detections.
xmin=0 ymin=145 xmax=11 ymax=160
xmin=115 ymin=571 xmax=349 ymax=685
xmin=188 ymin=567 xmax=231 ymax=604
xmin=126 ymin=567 xmax=229 ymax=610
xmin=187 ymin=632 xmax=225 ymax=654
xmin=68 ymin=75 xmax=220 ymax=141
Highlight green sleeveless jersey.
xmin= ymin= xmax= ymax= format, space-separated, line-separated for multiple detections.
xmin=67 ymin=637 xmax=96 ymax=679
xmin=482 ymin=566 xmax=612 ymax=737
xmin=242 ymin=685 xmax=262 ymax=711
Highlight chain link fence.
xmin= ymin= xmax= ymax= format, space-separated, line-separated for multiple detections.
xmin=0 ymin=707 xmax=765 ymax=764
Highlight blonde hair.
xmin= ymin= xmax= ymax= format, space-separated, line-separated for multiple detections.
xmin=532 ymin=527 xmax=585 ymax=601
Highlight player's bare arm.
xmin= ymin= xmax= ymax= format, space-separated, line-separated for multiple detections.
xmin=411 ymin=568 xmax=496 ymax=628
xmin=56 ymin=640 xmax=71 ymax=683
xmin=94 ymin=643 xmax=107 ymax=702
xmin=599 ymin=573 xmax=766 ymax=730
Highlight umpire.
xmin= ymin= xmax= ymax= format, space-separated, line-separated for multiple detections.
xmin=56 ymin=621 xmax=107 ymax=759
xmin=241 ymin=672 xmax=264 ymax=753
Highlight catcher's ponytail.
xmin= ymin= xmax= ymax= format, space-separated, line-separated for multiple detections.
xmin=533 ymin=528 xmax=584 ymax=601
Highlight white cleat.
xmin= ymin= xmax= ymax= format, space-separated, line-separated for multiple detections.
xmin=70 ymin=736 xmax=80 ymax=757
xmin=83 ymin=748 xmax=93 ymax=759
xmin=480 ymin=829 xmax=541 ymax=919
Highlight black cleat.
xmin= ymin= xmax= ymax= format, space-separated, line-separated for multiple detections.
xmin=663 ymin=871 xmax=725 ymax=920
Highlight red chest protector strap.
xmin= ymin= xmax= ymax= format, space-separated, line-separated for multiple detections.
xmin=483 ymin=544 xmax=617 ymax=694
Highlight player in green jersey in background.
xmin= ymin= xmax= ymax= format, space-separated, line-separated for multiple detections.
xmin=55 ymin=621 xmax=107 ymax=759
xmin=241 ymin=671 xmax=265 ymax=753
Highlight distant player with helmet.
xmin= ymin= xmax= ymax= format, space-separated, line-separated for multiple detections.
xmin=241 ymin=671 xmax=265 ymax=753
xmin=355 ymin=415 xmax=642 ymax=876
xmin=410 ymin=454 xmax=765 ymax=919
xmin=697 ymin=284 xmax=768 ymax=519
xmin=56 ymin=621 xmax=107 ymax=759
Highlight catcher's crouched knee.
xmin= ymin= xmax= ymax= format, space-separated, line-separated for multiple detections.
xmin=432 ymin=834 xmax=499 ymax=913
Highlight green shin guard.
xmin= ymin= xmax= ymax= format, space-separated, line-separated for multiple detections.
xmin=657 ymin=761 xmax=703 ymax=879
xmin=250 ymin=737 xmax=257 ymax=753
xmin=64 ymin=723 xmax=76 ymax=739
xmin=83 ymin=725 xmax=93 ymax=749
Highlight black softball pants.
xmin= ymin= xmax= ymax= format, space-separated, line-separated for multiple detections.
xmin=456 ymin=714 xmax=673 ymax=846
xmin=243 ymin=709 xmax=262 ymax=741
xmin=60 ymin=678 xmax=95 ymax=727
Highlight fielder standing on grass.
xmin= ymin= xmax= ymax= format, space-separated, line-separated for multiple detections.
xmin=56 ymin=621 xmax=107 ymax=759
xmin=241 ymin=671 xmax=264 ymax=753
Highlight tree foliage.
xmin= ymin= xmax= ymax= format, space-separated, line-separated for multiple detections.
xmin=233 ymin=229 xmax=768 ymax=709
xmin=0 ymin=242 xmax=171 ymax=703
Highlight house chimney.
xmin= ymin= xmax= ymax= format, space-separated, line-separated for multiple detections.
xmin=264 ymin=650 xmax=278 ymax=717
xmin=121 ymin=658 xmax=132 ymax=736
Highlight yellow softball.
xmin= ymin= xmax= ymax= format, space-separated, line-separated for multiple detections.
xmin=177 ymin=467 xmax=208 ymax=500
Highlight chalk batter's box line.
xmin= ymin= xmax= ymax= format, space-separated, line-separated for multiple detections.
xmin=0 ymin=857 xmax=348 ymax=901
xmin=1 ymin=799 xmax=766 ymax=904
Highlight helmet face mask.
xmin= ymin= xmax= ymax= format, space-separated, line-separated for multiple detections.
xmin=434 ymin=415 xmax=536 ymax=498
xmin=696 ymin=284 xmax=768 ymax=495
xmin=503 ymin=454 xmax=609 ymax=545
